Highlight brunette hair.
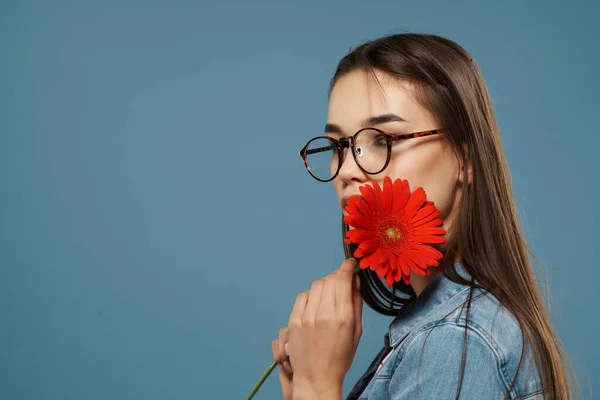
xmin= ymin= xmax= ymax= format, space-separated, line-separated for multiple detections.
xmin=333 ymin=33 xmax=578 ymax=400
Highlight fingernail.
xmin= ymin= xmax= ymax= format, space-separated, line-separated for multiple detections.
xmin=282 ymin=361 xmax=292 ymax=374
xmin=284 ymin=342 xmax=289 ymax=356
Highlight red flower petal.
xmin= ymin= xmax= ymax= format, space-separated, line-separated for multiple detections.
xmin=382 ymin=176 xmax=394 ymax=214
xmin=359 ymin=248 xmax=383 ymax=270
xmin=398 ymin=256 xmax=410 ymax=277
xmin=349 ymin=196 xmax=374 ymax=219
xmin=388 ymin=252 xmax=398 ymax=270
xmin=359 ymin=185 xmax=377 ymax=211
xmin=414 ymin=235 xmax=446 ymax=244
xmin=414 ymin=217 xmax=444 ymax=229
xmin=391 ymin=179 xmax=410 ymax=214
xmin=415 ymin=244 xmax=444 ymax=260
xmin=404 ymin=187 xmax=427 ymax=217
xmin=378 ymin=262 xmax=389 ymax=278
xmin=405 ymin=250 xmax=425 ymax=266
xmin=386 ymin=270 xmax=395 ymax=286
xmin=353 ymin=248 xmax=364 ymax=257
xmin=344 ymin=201 xmax=363 ymax=218
xmin=411 ymin=206 xmax=438 ymax=224
xmin=404 ymin=256 xmax=422 ymax=274
xmin=372 ymin=247 xmax=387 ymax=265
xmin=372 ymin=180 xmax=383 ymax=210
xmin=346 ymin=229 xmax=376 ymax=241
xmin=418 ymin=228 xmax=446 ymax=236
xmin=393 ymin=264 xmax=403 ymax=284
xmin=344 ymin=214 xmax=374 ymax=230
xmin=358 ymin=238 xmax=380 ymax=253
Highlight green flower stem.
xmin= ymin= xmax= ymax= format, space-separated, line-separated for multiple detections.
xmin=246 ymin=360 xmax=277 ymax=400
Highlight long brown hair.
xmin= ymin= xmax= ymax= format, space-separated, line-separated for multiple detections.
xmin=333 ymin=33 xmax=579 ymax=399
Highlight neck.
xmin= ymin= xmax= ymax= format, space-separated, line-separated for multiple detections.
xmin=410 ymin=268 xmax=441 ymax=297
xmin=411 ymin=254 xmax=461 ymax=297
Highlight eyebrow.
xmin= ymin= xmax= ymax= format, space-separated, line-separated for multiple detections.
xmin=324 ymin=113 xmax=407 ymax=134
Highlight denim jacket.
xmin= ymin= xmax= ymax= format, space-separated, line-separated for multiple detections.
xmin=355 ymin=262 xmax=544 ymax=399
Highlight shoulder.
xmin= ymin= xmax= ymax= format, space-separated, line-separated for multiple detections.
xmin=461 ymin=289 xmax=541 ymax=388
xmin=390 ymin=316 xmax=508 ymax=398
xmin=468 ymin=289 xmax=542 ymax=396
xmin=394 ymin=287 xmax=542 ymax=398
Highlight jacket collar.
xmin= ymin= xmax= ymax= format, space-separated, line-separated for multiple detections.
xmin=388 ymin=261 xmax=473 ymax=347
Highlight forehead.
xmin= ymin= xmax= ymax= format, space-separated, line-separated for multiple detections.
xmin=327 ymin=69 xmax=434 ymax=132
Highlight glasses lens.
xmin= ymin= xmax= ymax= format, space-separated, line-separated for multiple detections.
xmin=354 ymin=129 xmax=389 ymax=173
xmin=305 ymin=137 xmax=339 ymax=181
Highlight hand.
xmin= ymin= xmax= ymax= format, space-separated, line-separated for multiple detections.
xmin=272 ymin=327 xmax=293 ymax=400
xmin=287 ymin=258 xmax=363 ymax=399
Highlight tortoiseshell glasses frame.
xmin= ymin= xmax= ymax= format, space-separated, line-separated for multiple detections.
xmin=298 ymin=127 xmax=443 ymax=182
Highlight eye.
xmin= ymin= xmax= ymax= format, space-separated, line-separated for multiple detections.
xmin=389 ymin=133 xmax=407 ymax=146
xmin=375 ymin=134 xmax=388 ymax=146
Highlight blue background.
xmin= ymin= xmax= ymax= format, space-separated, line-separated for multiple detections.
xmin=1 ymin=0 xmax=598 ymax=399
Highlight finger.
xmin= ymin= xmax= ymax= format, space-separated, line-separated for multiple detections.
xmin=352 ymin=275 xmax=364 ymax=344
xmin=272 ymin=339 xmax=281 ymax=362
xmin=278 ymin=328 xmax=293 ymax=375
xmin=288 ymin=290 xmax=309 ymax=328
xmin=303 ymin=279 xmax=325 ymax=324
xmin=317 ymin=271 xmax=338 ymax=319
xmin=277 ymin=328 xmax=290 ymax=363
xmin=335 ymin=258 xmax=357 ymax=317
xmin=273 ymin=339 xmax=292 ymax=375
xmin=282 ymin=360 xmax=293 ymax=376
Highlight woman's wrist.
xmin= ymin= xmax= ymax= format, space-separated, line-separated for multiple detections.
xmin=292 ymin=379 xmax=342 ymax=400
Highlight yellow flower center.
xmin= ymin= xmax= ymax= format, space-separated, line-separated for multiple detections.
xmin=385 ymin=226 xmax=401 ymax=241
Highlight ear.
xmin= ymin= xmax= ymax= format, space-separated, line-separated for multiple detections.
xmin=457 ymin=146 xmax=473 ymax=185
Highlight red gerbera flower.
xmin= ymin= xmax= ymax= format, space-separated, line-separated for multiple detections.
xmin=343 ymin=176 xmax=446 ymax=286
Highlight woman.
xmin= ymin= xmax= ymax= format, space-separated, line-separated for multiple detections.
xmin=271 ymin=33 xmax=576 ymax=399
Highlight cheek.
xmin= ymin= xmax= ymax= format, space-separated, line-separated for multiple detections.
xmin=386 ymin=143 xmax=459 ymax=217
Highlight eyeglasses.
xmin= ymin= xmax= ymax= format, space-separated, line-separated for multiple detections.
xmin=298 ymin=127 xmax=442 ymax=182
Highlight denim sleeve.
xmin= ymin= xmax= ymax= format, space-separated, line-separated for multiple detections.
xmin=388 ymin=323 xmax=510 ymax=399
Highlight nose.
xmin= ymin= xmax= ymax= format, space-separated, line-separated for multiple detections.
xmin=338 ymin=141 xmax=367 ymax=183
